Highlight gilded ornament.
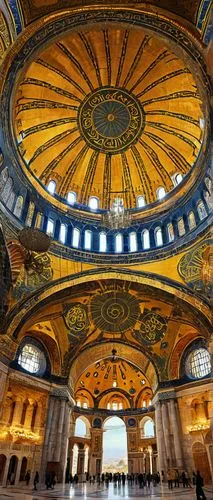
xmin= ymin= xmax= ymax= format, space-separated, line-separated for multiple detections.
xmin=64 ymin=303 xmax=89 ymax=335
xmin=178 ymin=239 xmax=213 ymax=298
xmin=78 ymin=87 xmax=144 ymax=154
xmin=134 ymin=312 xmax=167 ymax=344
xmin=91 ymin=291 xmax=140 ymax=332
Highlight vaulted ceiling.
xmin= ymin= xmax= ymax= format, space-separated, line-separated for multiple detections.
xmin=14 ymin=25 xmax=204 ymax=209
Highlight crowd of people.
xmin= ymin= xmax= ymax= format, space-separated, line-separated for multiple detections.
xmin=8 ymin=466 xmax=206 ymax=498
xmin=66 ymin=469 xmax=206 ymax=499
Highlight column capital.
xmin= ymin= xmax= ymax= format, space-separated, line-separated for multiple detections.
xmin=153 ymin=390 xmax=177 ymax=405
xmin=50 ymin=386 xmax=75 ymax=407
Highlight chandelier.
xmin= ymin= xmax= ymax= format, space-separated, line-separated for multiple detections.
xmin=102 ymin=197 xmax=132 ymax=229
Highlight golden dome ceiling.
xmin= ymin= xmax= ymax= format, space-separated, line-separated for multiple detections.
xmin=14 ymin=25 xmax=204 ymax=209
xmin=75 ymin=358 xmax=152 ymax=409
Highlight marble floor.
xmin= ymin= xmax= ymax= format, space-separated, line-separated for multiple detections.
xmin=0 ymin=483 xmax=212 ymax=500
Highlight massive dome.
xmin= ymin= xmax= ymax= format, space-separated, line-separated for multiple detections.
xmin=14 ymin=24 xmax=205 ymax=210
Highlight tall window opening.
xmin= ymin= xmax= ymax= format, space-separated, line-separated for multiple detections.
xmin=102 ymin=417 xmax=127 ymax=473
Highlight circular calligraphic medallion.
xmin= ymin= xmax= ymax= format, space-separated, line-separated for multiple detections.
xmin=78 ymin=87 xmax=144 ymax=153
xmin=134 ymin=312 xmax=167 ymax=344
xmin=91 ymin=291 xmax=140 ymax=332
xmin=64 ymin=303 xmax=89 ymax=334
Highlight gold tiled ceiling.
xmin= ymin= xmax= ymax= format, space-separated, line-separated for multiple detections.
xmin=14 ymin=25 xmax=204 ymax=208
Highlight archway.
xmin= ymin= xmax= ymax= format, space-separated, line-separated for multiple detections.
xmin=103 ymin=417 xmax=127 ymax=473
xmin=74 ymin=416 xmax=90 ymax=438
xmin=0 ymin=455 xmax=6 ymax=484
xmin=19 ymin=456 xmax=28 ymax=481
xmin=192 ymin=442 xmax=211 ymax=483
xmin=7 ymin=455 xmax=18 ymax=484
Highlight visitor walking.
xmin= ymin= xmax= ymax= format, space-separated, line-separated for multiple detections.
xmin=196 ymin=471 xmax=206 ymax=500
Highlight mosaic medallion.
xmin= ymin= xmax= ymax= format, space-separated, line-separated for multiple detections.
xmin=64 ymin=303 xmax=89 ymax=334
xmin=91 ymin=291 xmax=140 ymax=332
xmin=78 ymin=87 xmax=144 ymax=153
xmin=134 ymin=312 xmax=167 ymax=344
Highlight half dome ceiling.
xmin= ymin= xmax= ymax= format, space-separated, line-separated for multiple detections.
xmin=14 ymin=24 xmax=204 ymax=209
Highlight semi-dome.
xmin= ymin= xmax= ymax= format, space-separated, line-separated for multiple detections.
xmin=14 ymin=24 xmax=205 ymax=210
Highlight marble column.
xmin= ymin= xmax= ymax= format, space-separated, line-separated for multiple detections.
xmin=161 ymin=401 xmax=172 ymax=468
xmin=12 ymin=397 xmax=24 ymax=426
xmin=169 ymin=399 xmax=183 ymax=468
xmin=40 ymin=389 xmax=74 ymax=484
xmin=14 ymin=458 xmax=22 ymax=486
xmin=25 ymin=400 xmax=35 ymax=429
xmin=90 ymin=429 xmax=103 ymax=476
xmin=2 ymin=456 xmax=10 ymax=486
xmin=77 ymin=447 xmax=86 ymax=481
xmin=33 ymin=403 xmax=42 ymax=433
xmin=155 ymin=402 xmax=167 ymax=475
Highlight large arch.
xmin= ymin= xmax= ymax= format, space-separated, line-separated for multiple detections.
xmin=69 ymin=342 xmax=158 ymax=391
xmin=5 ymin=269 xmax=211 ymax=340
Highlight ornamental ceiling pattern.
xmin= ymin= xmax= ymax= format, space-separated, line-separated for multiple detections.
xmin=14 ymin=0 xmax=210 ymax=28
xmin=16 ymin=278 xmax=206 ymax=384
xmin=74 ymin=358 xmax=152 ymax=407
xmin=14 ymin=25 xmax=204 ymax=209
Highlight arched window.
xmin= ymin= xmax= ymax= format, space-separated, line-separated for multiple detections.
xmin=197 ymin=200 xmax=207 ymax=221
xmin=173 ymin=173 xmax=183 ymax=186
xmin=204 ymin=191 xmax=212 ymax=210
xmin=129 ymin=232 xmax=137 ymax=252
xmin=188 ymin=211 xmax=196 ymax=230
xmin=72 ymin=227 xmax=80 ymax=248
xmin=186 ymin=348 xmax=211 ymax=379
xmin=26 ymin=202 xmax=35 ymax=227
xmin=84 ymin=230 xmax=92 ymax=250
xmin=205 ymin=177 xmax=212 ymax=193
xmin=18 ymin=344 xmax=46 ymax=374
xmin=7 ymin=191 xmax=15 ymax=211
xmin=155 ymin=227 xmax=163 ymax=246
xmin=178 ymin=217 xmax=185 ymax=236
xmin=0 ymin=167 xmax=9 ymax=192
xmin=59 ymin=223 xmax=67 ymax=244
xmin=137 ymin=195 xmax=146 ymax=208
xmin=1 ymin=177 xmax=13 ymax=202
xmin=89 ymin=196 xmax=99 ymax=210
xmin=67 ymin=191 xmax=76 ymax=205
xmin=46 ymin=218 xmax=54 ymax=237
xmin=115 ymin=233 xmax=123 ymax=253
xmin=47 ymin=180 xmax=56 ymax=195
xmin=75 ymin=418 xmax=87 ymax=437
xmin=142 ymin=229 xmax=150 ymax=250
xmin=14 ymin=196 xmax=24 ymax=218
xmin=99 ymin=232 xmax=107 ymax=252
xmin=35 ymin=212 xmax=43 ymax=229
xmin=157 ymin=187 xmax=166 ymax=200
xmin=167 ymin=222 xmax=174 ymax=242
xmin=144 ymin=419 xmax=155 ymax=438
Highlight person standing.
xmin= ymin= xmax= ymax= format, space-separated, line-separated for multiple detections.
xmin=25 ymin=470 xmax=30 ymax=486
xmin=33 ymin=471 xmax=39 ymax=491
xmin=196 ymin=471 xmax=206 ymax=500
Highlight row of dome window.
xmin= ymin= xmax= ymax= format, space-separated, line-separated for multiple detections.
xmin=46 ymin=174 xmax=184 ymax=209
xmin=43 ymin=201 xmax=209 ymax=252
